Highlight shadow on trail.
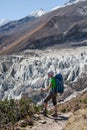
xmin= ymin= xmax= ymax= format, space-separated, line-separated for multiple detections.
xmin=58 ymin=115 xmax=69 ymax=121
xmin=46 ymin=115 xmax=69 ymax=121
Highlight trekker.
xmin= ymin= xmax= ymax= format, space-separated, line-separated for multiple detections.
xmin=41 ymin=71 xmax=57 ymax=117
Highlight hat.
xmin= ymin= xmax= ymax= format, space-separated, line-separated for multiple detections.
xmin=48 ymin=71 xmax=54 ymax=76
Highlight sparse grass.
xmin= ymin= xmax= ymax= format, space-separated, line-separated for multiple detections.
xmin=61 ymin=108 xmax=67 ymax=113
xmin=80 ymin=98 xmax=87 ymax=104
xmin=58 ymin=91 xmax=87 ymax=114
xmin=0 ymin=97 xmax=42 ymax=129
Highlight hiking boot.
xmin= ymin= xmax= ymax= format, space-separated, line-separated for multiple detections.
xmin=51 ymin=113 xmax=58 ymax=117
xmin=41 ymin=109 xmax=47 ymax=116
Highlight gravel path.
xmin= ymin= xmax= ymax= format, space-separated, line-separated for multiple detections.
xmin=25 ymin=113 xmax=72 ymax=130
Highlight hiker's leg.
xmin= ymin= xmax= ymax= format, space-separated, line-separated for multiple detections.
xmin=54 ymin=104 xmax=57 ymax=114
xmin=52 ymin=94 xmax=57 ymax=115
xmin=41 ymin=94 xmax=52 ymax=115
xmin=41 ymin=102 xmax=48 ymax=116
xmin=44 ymin=94 xmax=52 ymax=110
xmin=44 ymin=102 xmax=48 ymax=110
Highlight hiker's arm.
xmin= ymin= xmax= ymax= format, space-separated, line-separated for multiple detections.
xmin=46 ymin=83 xmax=51 ymax=92
xmin=41 ymin=83 xmax=52 ymax=93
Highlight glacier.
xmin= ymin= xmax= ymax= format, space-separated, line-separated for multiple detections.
xmin=0 ymin=47 xmax=87 ymax=101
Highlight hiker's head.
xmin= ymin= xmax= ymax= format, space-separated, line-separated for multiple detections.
xmin=48 ymin=71 xmax=54 ymax=77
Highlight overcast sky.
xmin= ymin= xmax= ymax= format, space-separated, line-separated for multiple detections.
xmin=0 ymin=0 xmax=68 ymax=20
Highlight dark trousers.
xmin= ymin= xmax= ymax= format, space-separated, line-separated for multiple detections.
xmin=44 ymin=93 xmax=57 ymax=106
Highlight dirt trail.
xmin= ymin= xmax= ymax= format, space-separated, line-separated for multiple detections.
xmin=25 ymin=113 xmax=72 ymax=130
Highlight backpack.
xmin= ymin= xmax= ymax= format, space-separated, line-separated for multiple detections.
xmin=55 ymin=73 xmax=64 ymax=93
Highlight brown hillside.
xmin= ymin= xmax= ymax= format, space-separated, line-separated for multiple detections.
xmin=0 ymin=0 xmax=87 ymax=55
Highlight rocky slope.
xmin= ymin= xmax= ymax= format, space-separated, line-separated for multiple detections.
xmin=0 ymin=0 xmax=87 ymax=54
xmin=13 ymin=89 xmax=87 ymax=130
xmin=64 ymin=108 xmax=87 ymax=130
xmin=0 ymin=87 xmax=87 ymax=130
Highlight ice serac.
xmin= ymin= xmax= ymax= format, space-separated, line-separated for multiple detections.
xmin=0 ymin=48 xmax=87 ymax=101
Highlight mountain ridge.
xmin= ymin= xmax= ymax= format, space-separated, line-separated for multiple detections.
xmin=0 ymin=19 xmax=10 ymax=26
xmin=65 ymin=0 xmax=86 ymax=5
xmin=0 ymin=0 xmax=87 ymax=54
xmin=0 ymin=8 xmax=46 ymax=27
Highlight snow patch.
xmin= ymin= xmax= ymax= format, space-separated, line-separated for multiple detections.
xmin=29 ymin=9 xmax=46 ymax=17
xmin=65 ymin=0 xmax=86 ymax=5
xmin=0 ymin=19 xmax=10 ymax=26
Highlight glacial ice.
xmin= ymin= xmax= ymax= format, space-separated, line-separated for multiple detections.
xmin=0 ymin=48 xmax=87 ymax=101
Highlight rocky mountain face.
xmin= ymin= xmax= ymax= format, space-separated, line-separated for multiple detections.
xmin=0 ymin=9 xmax=46 ymax=34
xmin=0 ymin=9 xmax=46 ymax=53
xmin=0 ymin=0 xmax=87 ymax=54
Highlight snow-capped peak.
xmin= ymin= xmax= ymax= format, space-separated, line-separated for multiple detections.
xmin=0 ymin=19 xmax=10 ymax=26
xmin=29 ymin=8 xmax=46 ymax=17
xmin=52 ymin=0 xmax=86 ymax=11
xmin=52 ymin=5 xmax=66 ymax=11
xmin=65 ymin=0 xmax=86 ymax=5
